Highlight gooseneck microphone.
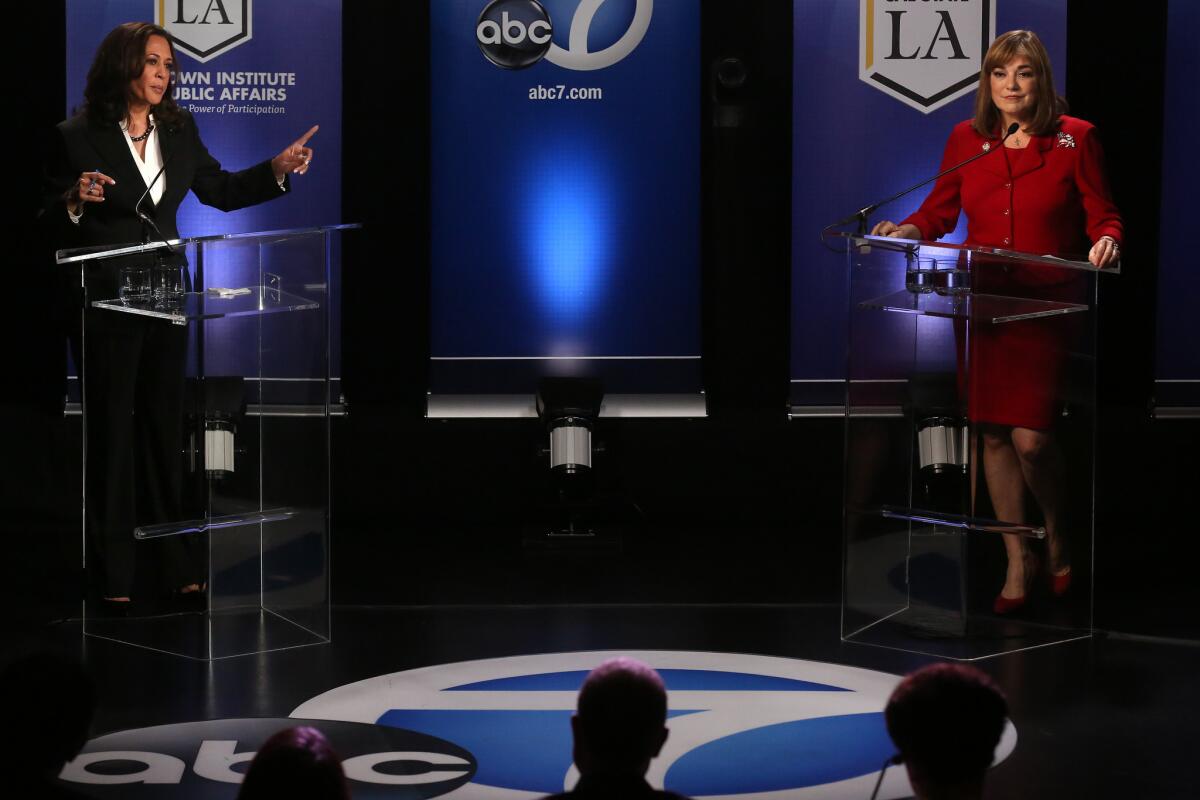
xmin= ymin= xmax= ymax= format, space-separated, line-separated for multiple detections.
xmin=134 ymin=147 xmax=177 ymax=251
xmin=132 ymin=139 xmax=189 ymax=302
xmin=825 ymin=122 xmax=1020 ymax=238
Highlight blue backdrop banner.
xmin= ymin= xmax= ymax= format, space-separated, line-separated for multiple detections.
xmin=429 ymin=0 xmax=701 ymax=396
xmin=790 ymin=0 xmax=1066 ymax=408
xmin=1155 ymin=0 xmax=1200 ymax=408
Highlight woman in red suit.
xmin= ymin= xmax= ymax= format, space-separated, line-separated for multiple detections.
xmin=871 ymin=30 xmax=1122 ymax=614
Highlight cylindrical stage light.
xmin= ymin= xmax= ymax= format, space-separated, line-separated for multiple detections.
xmin=549 ymin=417 xmax=592 ymax=474
xmin=916 ymin=416 xmax=968 ymax=475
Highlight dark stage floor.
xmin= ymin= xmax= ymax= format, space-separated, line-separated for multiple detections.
xmin=8 ymin=604 xmax=1199 ymax=799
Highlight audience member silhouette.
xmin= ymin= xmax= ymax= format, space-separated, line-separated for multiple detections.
xmin=542 ymin=656 xmax=690 ymax=800
xmin=0 ymin=650 xmax=95 ymax=799
xmin=883 ymin=663 xmax=1008 ymax=800
xmin=237 ymin=725 xmax=350 ymax=800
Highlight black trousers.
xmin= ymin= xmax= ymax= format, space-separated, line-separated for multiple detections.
xmin=76 ymin=258 xmax=198 ymax=599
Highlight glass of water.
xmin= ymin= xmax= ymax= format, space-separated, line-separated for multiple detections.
xmin=152 ymin=262 xmax=186 ymax=305
xmin=906 ymin=256 xmax=938 ymax=293
xmin=118 ymin=265 xmax=150 ymax=303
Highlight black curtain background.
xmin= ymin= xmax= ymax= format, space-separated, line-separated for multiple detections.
xmin=1065 ymin=0 xmax=1197 ymax=639
xmin=7 ymin=1 xmax=1194 ymax=641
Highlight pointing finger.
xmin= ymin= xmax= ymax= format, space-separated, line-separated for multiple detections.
xmin=293 ymin=124 xmax=319 ymax=147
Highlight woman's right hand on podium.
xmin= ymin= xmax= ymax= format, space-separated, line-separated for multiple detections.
xmin=65 ymin=170 xmax=116 ymax=215
xmin=870 ymin=220 xmax=921 ymax=239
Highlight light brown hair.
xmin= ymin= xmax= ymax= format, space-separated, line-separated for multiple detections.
xmin=972 ymin=30 xmax=1066 ymax=138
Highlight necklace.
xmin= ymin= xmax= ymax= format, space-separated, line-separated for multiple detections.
xmin=128 ymin=122 xmax=154 ymax=143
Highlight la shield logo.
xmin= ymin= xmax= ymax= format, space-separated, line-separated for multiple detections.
xmin=859 ymin=0 xmax=996 ymax=113
xmin=157 ymin=0 xmax=252 ymax=63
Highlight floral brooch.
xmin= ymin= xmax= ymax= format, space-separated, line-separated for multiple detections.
xmin=1056 ymin=132 xmax=1076 ymax=148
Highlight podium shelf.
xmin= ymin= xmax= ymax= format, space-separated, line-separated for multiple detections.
xmin=871 ymin=505 xmax=1046 ymax=538
xmin=92 ymin=286 xmax=319 ymax=325
xmin=858 ymin=290 xmax=1088 ymax=324
xmin=135 ymin=507 xmax=297 ymax=540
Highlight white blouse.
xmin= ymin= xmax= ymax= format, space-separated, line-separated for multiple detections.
xmin=120 ymin=113 xmax=165 ymax=206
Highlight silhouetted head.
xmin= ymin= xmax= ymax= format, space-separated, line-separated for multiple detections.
xmin=572 ymin=657 xmax=670 ymax=778
xmin=885 ymin=663 xmax=1008 ymax=799
xmin=236 ymin=726 xmax=349 ymax=800
xmin=0 ymin=650 xmax=95 ymax=775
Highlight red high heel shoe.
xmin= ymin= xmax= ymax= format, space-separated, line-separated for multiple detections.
xmin=1050 ymin=566 xmax=1071 ymax=597
xmin=993 ymin=591 xmax=1027 ymax=615
xmin=993 ymin=553 xmax=1038 ymax=615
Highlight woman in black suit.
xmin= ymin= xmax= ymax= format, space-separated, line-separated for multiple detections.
xmin=42 ymin=21 xmax=317 ymax=611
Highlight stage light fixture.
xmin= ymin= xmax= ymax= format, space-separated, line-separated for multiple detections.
xmin=910 ymin=374 xmax=968 ymax=512
xmin=916 ymin=415 xmax=969 ymax=476
xmin=536 ymin=377 xmax=604 ymax=479
xmin=186 ymin=377 xmax=246 ymax=479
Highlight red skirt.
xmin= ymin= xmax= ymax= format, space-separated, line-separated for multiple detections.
xmin=959 ymin=267 xmax=1088 ymax=430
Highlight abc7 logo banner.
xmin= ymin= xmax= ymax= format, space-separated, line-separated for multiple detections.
xmin=476 ymin=0 xmax=654 ymax=71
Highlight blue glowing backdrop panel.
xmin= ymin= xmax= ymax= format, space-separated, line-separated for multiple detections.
xmin=429 ymin=0 xmax=701 ymax=396
xmin=790 ymin=1 xmax=1066 ymax=408
xmin=1155 ymin=0 xmax=1200 ymax=408
xmin=65 ymin=0 xmax=342 ymax=388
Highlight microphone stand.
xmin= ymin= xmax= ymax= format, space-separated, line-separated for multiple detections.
xmin=135 ymin=155 xmax=179 ymax=253
xmin=822 ymin=123 xmax=1021 ymax=243
xmin=134 ymin=149 xmax=190 ymax=302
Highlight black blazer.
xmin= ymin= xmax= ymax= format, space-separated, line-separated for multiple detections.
xmin=41 ymin=109 xmax=288 ymax=251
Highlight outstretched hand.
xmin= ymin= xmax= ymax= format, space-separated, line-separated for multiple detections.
xmin=271 ymin=125 xmax=319 ymax=181
xmin=1089 ymin=235 xmax=1120 ymax=268
xmin=870 ymin=220 xmax=921 ymax=239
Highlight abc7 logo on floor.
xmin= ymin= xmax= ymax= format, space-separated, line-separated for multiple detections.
xmin=290 ymin=650 xmax=1018 ymax=799
xmin=476 ymin=0 xmax=654 ymax=70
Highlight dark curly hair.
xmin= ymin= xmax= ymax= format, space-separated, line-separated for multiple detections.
xmin=885 ymin=663 xmax=1008 ymax=787
xmin=236 ymin=726 xmax=350 ymax=800
xmin=83 ymin=22 xmax=184 ymax=128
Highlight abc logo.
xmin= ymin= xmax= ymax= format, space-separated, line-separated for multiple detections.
xmin=58 ymin=718 xmax=476 ymax=798
xmin=476 ymin=0 xmax=554 ymax=70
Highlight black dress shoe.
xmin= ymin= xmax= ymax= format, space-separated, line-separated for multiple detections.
xmin=98 ymin=598 xmax=133 ymax=618
xmin=171 ymin=587 xmax=207 ymax=613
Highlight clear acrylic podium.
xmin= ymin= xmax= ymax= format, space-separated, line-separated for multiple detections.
xmin=832 ymin=232 xmax=1117 ymax=660
xmin=56 ymin=224 xmax=357 ymax=659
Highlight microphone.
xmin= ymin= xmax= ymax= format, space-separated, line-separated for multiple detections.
xmin=135 ymin=151 xmax=173 ymax=248
xmin=867 ymin=753 xmax=904 ymax=800
xmin=133 ymin=139 xmax=189 ymax=301
xmin=827 ymin=123 xmax=1020 ymax=237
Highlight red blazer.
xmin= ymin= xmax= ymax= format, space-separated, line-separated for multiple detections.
xmin=902 ymin=115 xmax=1123 ymax=257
